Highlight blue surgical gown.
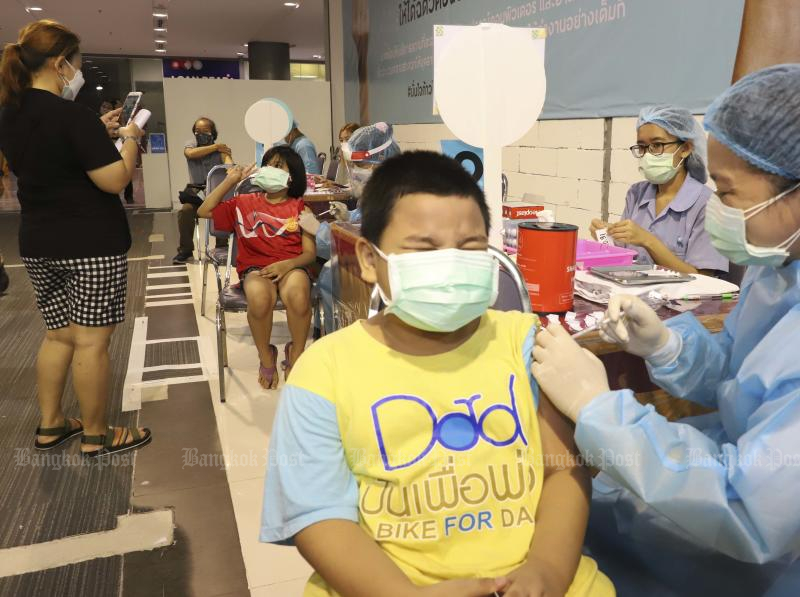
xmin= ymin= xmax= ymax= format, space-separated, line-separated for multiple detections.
xmin=576 ymin=260 xmax=800 ymax=596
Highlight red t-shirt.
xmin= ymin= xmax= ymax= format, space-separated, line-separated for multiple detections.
xmin=212 ymin=193 xmax=305 ymax=276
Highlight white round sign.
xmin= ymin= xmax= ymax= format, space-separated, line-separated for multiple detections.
xmin=244 ymin=98 xmax=293 ymax=145
xmin=435 ymin=25 xmax=546 ymax=149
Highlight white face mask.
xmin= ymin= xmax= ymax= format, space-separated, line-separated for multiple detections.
xmin=638 ymin=151 xmax=685 ymax=185
xmin=705 ymin=181 xmax=800 ymax=267
xmin=58 ymin=59 xmax=84 ymax=101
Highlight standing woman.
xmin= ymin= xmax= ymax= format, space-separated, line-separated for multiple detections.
xmin=0 ymin=20 xmax=151 ymax=457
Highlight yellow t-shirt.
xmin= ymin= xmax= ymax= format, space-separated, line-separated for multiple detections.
xmin=270 ymin=310 xmax=613 ymax=596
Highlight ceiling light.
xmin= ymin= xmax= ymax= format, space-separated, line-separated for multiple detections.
xmin=154 ymin=27 xmax=167 ymax=32
xmin=96 ymin=85 xmax=103 ymax=90
xmin=155 ymin=39 xmax=166 ymax=44
xmin=155 ymin=48 xmax=167 ymax=53
xmin=26 ymin=6 xmax=43 ymax=12
xmin=243 ymin=43 xmax=248 ymax=47
xmin=312 ymin=54 xmax=323 ymax=59
xmin=236 ymin=52 xmax=246 ymax=57
xmin=284 ymin=2 xmax=300 ymax=7
xmin=294 ymin=75 xmax=317 ymax=79
xmin=152 ymin=10 xmax=168 ymax=18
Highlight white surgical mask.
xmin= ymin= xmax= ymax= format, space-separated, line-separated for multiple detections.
xmin=373 ymin=246 xmax=499 ymax=332
xmin=705 ymin=181 xmax=800 ymax=267
xmin=638 ymin=151 xmax=685 ymax=185
xmin=58 ymin=59 xmax=84 ymax=101
xmin=252 ymin=166 xmax=290 ymax=194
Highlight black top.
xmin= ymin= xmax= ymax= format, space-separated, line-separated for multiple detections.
xmin=0 ymin=88 xmax=130 ymax=258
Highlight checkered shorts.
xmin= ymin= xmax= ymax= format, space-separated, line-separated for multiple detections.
xmin=22 ymin=255 xmax=128 ymax=329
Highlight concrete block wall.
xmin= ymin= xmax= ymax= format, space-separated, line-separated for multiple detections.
xmin=394 ymin=114 xmax=707 ymax=238
xmin=394 ymin=119 xmax=611 ymax=239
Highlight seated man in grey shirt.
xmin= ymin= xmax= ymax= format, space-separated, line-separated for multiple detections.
xmin=172 ymin=117 xmax=233 ymax=264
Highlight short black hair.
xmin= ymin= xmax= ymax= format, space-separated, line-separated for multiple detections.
xmin=261 ymin=145 xmax=307 ymax=197
xmin=192 ymin=117 xmax=217 ymax=140
xmin=360 ymin=151 xmax=490 ymax=245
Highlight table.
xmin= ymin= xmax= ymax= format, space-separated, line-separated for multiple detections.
xmin=304 ymin=189 xmax=355 ymax=219
xmin=330 ymin=223 xmax=736 ymax=420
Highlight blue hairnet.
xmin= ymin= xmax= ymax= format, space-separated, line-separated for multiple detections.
xmin=704 ymin=64 xmax=800 ymax=180
xmin=346 ymin=122 xmax=400 ymax=164
xmin=638 ymin=105 xmax=708 ymax=183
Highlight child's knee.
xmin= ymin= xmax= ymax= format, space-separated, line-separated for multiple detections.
xmin=283 ymin=284 xmax=311 ymax=313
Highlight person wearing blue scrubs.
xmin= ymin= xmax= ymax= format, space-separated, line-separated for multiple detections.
xmin=284 ymin=123 xmax=320 ymax=175
xmin=592 ymin=105 xmax=728 ymax=275
xmin=533 ymin=64 xmax=800 ymax=596
xmin=299 ymin=123 xmax=400 ymax=333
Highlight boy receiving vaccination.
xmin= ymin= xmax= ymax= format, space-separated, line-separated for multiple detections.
xmin=197 ymin=146 xmax=315 ymax=389
xmin=261 ymin=152 xmax=614 ymax=596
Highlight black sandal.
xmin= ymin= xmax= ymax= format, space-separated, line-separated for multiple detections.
xmin=81 ymin=426 xmax=153 ymax=459
xmin=34 ymin=418 xmax=83 ymax=451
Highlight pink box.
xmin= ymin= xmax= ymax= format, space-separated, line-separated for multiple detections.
xmin=575 ymin=239 xmax=638 ymax=270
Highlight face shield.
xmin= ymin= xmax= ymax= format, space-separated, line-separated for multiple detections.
xmin=341 ymin=137 xmax=394 ymax=198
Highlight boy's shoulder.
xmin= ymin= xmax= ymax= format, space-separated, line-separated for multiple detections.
xmin=485 ymin=309 xmax=540 ymax=336
xmin=286 ymin=322 xmax=367 ymax=388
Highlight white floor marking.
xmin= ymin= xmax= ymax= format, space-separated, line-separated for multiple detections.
xmin=148 ymin=265 xmax=187 ymax=270
xmin=134 ymin=375 xmax=208 ymax=388
xmin=145 ymin=293 xmax=193 ymax=301
xmin=145 ymin=298 xmax=195 ymax=308
xmin=129 ymin=255 xmax=165 ymax=262
xmin=145 ymin=283 xmax=191 ymax=291
xmin=0 ymin=510 xmax=174 ymax=578
xmin=142 ymin=363 xmax=204 ymax=373
xmin=145 ymin=336 xmax=200 ymax=345
xmin=147 ymin=271 xmax=190 ymax=279
xmin=122 ymin=317 xmax=148 ymax=412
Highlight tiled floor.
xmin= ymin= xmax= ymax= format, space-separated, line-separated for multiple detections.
xmin=185 ymin=260 xmax=313 ymax=595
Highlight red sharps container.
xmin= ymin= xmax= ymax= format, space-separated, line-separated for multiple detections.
xmin=516 ymin=222 xmax=578 ymax=313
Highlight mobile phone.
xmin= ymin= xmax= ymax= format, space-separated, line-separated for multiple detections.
xmin=119 ymin=91 xmax=143 ymax=127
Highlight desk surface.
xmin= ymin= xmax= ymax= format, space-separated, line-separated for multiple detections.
xmin=304 ymin=189 xmax=351 ymax=203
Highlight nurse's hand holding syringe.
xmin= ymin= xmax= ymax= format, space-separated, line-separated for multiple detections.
xmin=598 ymin=295 xmax=671 ymax=358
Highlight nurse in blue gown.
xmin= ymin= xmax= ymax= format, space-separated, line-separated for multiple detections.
xmin=532 ymin=64 xmax=800 ymax=596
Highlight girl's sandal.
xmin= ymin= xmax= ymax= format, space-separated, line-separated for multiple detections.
xmin=281 ymin=341 xmax=294 ymax=381
xmin=34 ymin=418 xmax=83 ymax=451
xmin=81 ymin=426 xmax=152 ymax=459
xmin=258 ymin=345 xmax=279 ymax=390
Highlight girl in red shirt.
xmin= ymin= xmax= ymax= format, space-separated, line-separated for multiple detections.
xmin=198 ymin=147 xmax=316 ymax=389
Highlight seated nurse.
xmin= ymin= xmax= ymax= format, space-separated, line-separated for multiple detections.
xmin=591 ymin=105 xmax=728 ymax=274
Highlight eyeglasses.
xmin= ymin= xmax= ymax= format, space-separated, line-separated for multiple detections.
xmin=629 ymin=141 xmax=683 ymax=158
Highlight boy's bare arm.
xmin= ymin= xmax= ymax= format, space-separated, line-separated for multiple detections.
xmin=506 ymin=394 xmax=590 ymax=595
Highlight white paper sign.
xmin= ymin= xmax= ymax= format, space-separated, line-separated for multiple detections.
xmin=434 ymin=24 xmax=546 ymax=247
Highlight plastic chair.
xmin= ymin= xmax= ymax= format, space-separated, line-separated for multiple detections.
xmin=200 ymin=164 xmax=234 ymax=316
xmin=325 ymin=158 xmax=340 ymax=181
xmin=488 ymin=246 xmax=532 ymax=313
xmin=363 ymin=246 xmax=531 ymax=319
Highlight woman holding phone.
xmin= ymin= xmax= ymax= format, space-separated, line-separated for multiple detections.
xmin=0 ymin=19 xmax=151 ymax=457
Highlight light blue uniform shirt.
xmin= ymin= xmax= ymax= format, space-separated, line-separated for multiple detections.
xmin=315 ymin=207 xmax=361 ymax=261
xmin=291 ymin=135 xmax=320 ymax=175
xmin=577 ymin=260 xmax=800 ymax=595
xmin=622 ymin=175 xmax=728 ymax=272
